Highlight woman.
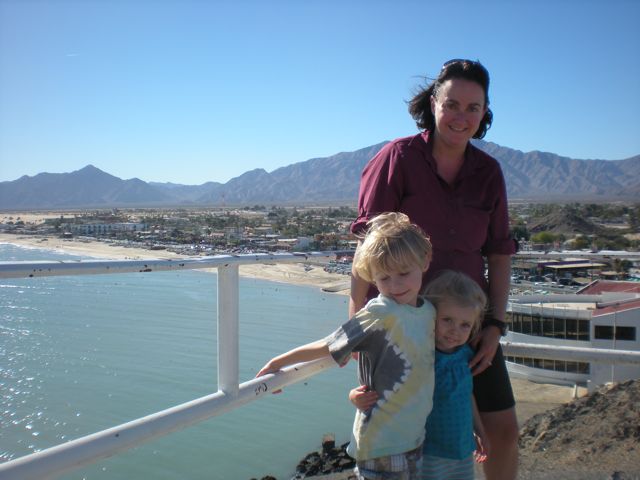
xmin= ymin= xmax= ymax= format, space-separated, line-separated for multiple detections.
xmin=349 ymin=59 xmax=518 ymax=480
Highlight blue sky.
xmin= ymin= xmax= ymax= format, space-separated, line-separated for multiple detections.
xmin=1 ymin=0 xmax=639 ymax=185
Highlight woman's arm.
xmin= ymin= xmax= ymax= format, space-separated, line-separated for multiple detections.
xmin=469 ymin=253 xmax=511 ymax=375
xmin=349 ymin=242 xmax=370 ymax=317
xmin=256 ymin=339 xmax=331 ymax=377
xmin=350 ymin=144 xmax=406 ymax=314
xmin=486 ymin=253 xmax=512 ymax=322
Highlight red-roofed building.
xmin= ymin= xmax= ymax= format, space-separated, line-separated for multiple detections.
xmin=578 ymin=279 xmax=640 ymax=295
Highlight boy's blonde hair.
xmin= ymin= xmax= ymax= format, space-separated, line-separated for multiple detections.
xmin=353 ymin=212 xmax=432 ymax=283
xmin=423 ymin=270 xmax=487 ymax=337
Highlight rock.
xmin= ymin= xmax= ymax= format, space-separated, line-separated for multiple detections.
xmin=291 ymin=436 xmax=355 ymax=479
xmin=321 ymin=433 xmax=336 ymax=453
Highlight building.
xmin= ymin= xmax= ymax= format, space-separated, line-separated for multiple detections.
xmin=504 ymin=280 xmax=640 ymax=390
xmin=276 ymin=237 xmax=312 ymax=251
xmin=66 ymin=222 xmax=148 ymax=236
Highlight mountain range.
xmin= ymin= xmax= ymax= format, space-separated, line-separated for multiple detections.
xmin=1 ymin=140 xmax=638 ymax=210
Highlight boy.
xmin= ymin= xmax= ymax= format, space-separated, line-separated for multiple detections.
xmin=257 ymin=212 xmax=435 ymax=479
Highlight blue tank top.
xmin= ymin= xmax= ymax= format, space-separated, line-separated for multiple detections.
xmin=423 ymin=344 xmax=475 ymax=459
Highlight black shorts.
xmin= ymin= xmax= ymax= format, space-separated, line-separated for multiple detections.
xmin=472 ymin=344 xmax=516 ymax=412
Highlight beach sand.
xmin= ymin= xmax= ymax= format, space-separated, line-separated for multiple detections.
xmin=0 ymin=233 xmax=352 ymax=293
xmin=0 ymin=233 xmax=186 ymax=260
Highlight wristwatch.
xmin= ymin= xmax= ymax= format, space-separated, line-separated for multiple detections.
xmin=483 ymin=317 xmax=508 ymax=336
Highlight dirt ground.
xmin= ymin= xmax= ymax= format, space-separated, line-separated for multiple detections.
xmin=514 ymin=379 xmax=639 ymax=479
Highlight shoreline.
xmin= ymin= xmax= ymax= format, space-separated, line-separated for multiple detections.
xmin=0 ymin=233 xmax=352 ymax=294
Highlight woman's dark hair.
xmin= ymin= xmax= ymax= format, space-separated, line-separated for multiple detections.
xmin=408 ymin=59 xmax=493 ymax=139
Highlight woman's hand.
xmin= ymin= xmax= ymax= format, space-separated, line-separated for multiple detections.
xmin=472 ymin=253 xmax=510 ymax=376
xmin=349 ymin=385 xmax=378 ymax=412
xmin=469 ymin=325 xmax=501 ymax=376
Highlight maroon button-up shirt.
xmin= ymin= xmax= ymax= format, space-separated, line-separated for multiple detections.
xmin=352 ymin=131 xmax=515 ymax=294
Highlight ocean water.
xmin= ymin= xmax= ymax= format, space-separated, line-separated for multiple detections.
xmin=0 ymin=244 xmax=358 ymax=479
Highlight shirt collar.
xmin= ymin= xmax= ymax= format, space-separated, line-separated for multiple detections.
xmin=419 ymin=130 xmax=484 ymax=181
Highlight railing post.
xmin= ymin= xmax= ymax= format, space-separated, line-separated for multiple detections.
xmin=217 ymin=264 xmax=240 ymax=396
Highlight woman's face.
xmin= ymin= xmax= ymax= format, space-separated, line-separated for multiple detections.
xmin=430 ymin=78 xmax=487 ymax=150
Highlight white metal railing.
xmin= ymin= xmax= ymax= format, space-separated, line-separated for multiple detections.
xmin=514 ymin=251 xmax=640 ymax=259
xmin=501 ymin=342 xmax=640 ymax=365
xmin=0 ymin=251 xmax=338 ymax=279
xmin=0 ymin=252 xmax=341 ymax=480
xmin=1 ymin=253 xmax=639 ymax=479
xmin=0 ymin=359 xmax=335 ymax=480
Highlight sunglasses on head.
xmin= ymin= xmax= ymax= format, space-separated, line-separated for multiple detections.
xmin=441 ymin=58 xmax=483 ymax=70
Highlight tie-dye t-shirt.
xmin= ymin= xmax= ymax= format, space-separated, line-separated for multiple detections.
xmin=325 ymin=294 xmax=436 ymax=461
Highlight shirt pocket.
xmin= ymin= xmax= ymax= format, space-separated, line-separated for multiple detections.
xmin=457 ymin=204 xmax=491 ymax=252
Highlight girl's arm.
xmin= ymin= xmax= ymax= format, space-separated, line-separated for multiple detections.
xmin=256 ymin=339 xmax=331 ymax=378
xmin=472 ymin=395 xmax=491 ymax=463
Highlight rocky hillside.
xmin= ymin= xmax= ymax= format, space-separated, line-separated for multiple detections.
xmin=526 ymin=210 xmax=607 ymax=235
xmin=518 ymin=379 xmax=640 ymax=479
xmin=478 ymin=141 xmax=640 ymax=200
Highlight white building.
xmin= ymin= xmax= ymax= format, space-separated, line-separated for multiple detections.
xmin=66 ymin=222 xmax=147 ymax=235
xmin=504 ymin=280 xmax=639 ymax=390
xmin=277 ymin=237 xmax=312 ymax=251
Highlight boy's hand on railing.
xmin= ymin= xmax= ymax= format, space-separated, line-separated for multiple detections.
xmin=348 ymin=385 xmax=378 ymax=412
xmin=256 ymin=361 xmax=278 ymax=378
xmin=255 ymin=361 xmax=283 ymax=394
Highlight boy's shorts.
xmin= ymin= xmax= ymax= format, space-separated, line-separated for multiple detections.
xmin=472 ymin=344 xmax=516 ymax=412
xmin=355 ymin=445 xmax=422 ymax=480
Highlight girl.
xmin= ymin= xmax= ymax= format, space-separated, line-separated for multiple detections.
xmin=421 ymin=270 xmax=490 ymax=479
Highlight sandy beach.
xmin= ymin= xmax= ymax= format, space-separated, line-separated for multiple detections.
xmin=0 ymin=233 xmax=353 ymax=293
xmin=0 ymin=232 xmax=580 ymax=424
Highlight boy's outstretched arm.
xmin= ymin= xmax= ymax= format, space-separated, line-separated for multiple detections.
xmin=256 ymin=339 xmax=331 ymax=378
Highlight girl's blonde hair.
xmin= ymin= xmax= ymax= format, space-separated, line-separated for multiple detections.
xmin=423 ymin=270 xmax=487 ymax=337
xmin=353 ymin=212 xmax=432 ymax=283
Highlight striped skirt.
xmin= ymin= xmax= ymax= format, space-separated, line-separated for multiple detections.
xmin=421 ymin=454 xmax=474 ymax=480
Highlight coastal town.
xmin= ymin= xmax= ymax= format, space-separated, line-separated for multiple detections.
xmin=2 ymin=202 xmax=639 ymax=280
xmin=0 ymin=205 xmax=358 ymax=258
